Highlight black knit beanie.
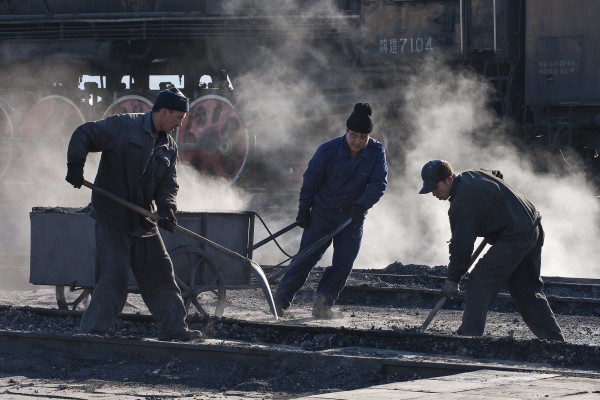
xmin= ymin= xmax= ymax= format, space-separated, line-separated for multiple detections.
xmin=153 ymin=87 xmax=190 ymax=112
xmin=346 ymin=103 xmax=373 ymax=134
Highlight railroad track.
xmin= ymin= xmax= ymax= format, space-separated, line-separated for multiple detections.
xmin=0 ymin=305 xmax=599 ymax=376
xmin=1 ymin=265 xmax=598 ymax=396
xmin=337 ymin=284 xmax=600 ymax=315
xmin=268 ymin=269 xmax=600 ymax=315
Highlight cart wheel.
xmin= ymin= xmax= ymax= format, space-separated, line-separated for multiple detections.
xmin=55 ymin=286 xmax=92 ymax=310
xmin=169 ymin=245 xmax=227 ymax=317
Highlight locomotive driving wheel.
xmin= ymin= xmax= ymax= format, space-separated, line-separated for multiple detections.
xmin=169 ymin=245 xmax=227 ymax=317
xmin=19 ymin=95 xmax=85 ymax=143
xmin=102 ymin=95 xmax=152 ymax=118
xmin=177 ymin=95 xmax=249 ymax=182
xmin=18 ymin=95 xmax=86 ymax=181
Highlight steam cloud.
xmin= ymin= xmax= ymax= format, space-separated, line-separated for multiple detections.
xmin=357 ymin=58 xmax=600 ymax=279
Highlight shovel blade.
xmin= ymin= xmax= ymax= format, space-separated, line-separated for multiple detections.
xmin=248 ymin=260 xmax=278 ymax=319
xmin=420 ymin=296 xmax=447 ymax=331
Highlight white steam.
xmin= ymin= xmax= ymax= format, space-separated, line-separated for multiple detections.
xmin=357 ymin=58 xmax=600 ymax=278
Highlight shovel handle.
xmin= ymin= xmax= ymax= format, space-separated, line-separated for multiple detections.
xmin=83 ymin=180 xmax=243 ymax=260
xmin=81 ymin=180 xmax=279 ymax=319
xmin=82 ymin=180 xmax=157 ymax=221
xmin=268 ymin=218 xmax=352 ymax=283
xmin=420 ymin=296 xmax=447 ymax=331
xmin=419 ymin=239 xmax=488 ymax=332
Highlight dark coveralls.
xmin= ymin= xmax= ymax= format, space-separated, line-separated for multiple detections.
xmin=67 ymin=112 xmax=189 ymax=337
xmin=447 ymin=170 xmax=564 ymax=341
xmin=274 ymin=135 xmax=387 ymax=309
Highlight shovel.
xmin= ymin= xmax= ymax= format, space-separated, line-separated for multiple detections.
xmin=268 ymin=218 xmax=352 ymax=284
xmin=81 ymin=180 xmax=279 ymax=319
xmin=419 ymin=239 xmax=488 ymax=331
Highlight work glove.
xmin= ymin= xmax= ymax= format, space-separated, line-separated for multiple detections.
xmin=65 ymin=162 xmax=84 ymax=189
xmin=491 ymin=170 xmax=503 ymax=180
xmin=296 ymin=209 xmax=311 ymax=229
xmin=441 ymin=279 xmax=460 ymax=298
xmin=350 ymin=203 xmax=367 ymax=229
xmin=157 ymin=209 xmax=177 ymax=233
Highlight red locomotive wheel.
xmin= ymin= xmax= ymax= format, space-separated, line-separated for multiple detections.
xmin=0 ymin=99 xmax=14 ymax=179
xmin=102 ymin=95 xmax=152 ymax=118
xmin=177 ymin=95 xmax=248 ymax=182
xmin=19 ymin=95 xmax=85 ymax=142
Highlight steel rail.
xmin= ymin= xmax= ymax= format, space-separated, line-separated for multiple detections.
xmin=2 ymin=305 xmax=599 ymax=372
xmin=0 ymin=329 xmax=597 ymax=380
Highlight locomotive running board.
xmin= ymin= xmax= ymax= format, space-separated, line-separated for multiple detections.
xmin=81 ymin=180 xmax=278 ymax=320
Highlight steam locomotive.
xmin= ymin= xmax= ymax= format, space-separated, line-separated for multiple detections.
xmin=0 ymin=0 xmax=598 ymax=187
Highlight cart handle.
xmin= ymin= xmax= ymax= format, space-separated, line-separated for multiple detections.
xmin=251 ymin=221 xmax=300 ymax=251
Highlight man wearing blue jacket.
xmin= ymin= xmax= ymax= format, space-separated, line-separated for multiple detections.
xmin=274 ymin=103 xmax=388 ymax=319
xmin=65 ymin=87 xmax=201 ymax=341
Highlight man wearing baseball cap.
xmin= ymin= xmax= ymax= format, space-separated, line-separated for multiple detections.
xmin=65 ymin=87 xmax=202 ymax=341
xmin=418 ymin=160 xmax=564 ymax=341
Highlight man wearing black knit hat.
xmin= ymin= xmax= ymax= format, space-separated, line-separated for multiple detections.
xmin=273 ymin=103 xmax=388 ymax=319
xmin=65 ymin=87 xmax=202 ymax=341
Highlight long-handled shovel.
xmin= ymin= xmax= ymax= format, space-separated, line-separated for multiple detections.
xmin=268 ymin=218 xmax=352 ymax=284
xmin=81 ymin=180 xmax=279 ymax=319
xmin=419 ymin=239 xmax=488 ymax=331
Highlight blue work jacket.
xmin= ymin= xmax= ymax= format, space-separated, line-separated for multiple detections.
xmin=298 ymin=134 xmax=387 ymax=216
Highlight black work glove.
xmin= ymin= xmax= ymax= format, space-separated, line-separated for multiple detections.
xmin=350 ymin=203 xmax=367 ymax=229
xmin=65 ymin=162 xmax=84 ymax=189
xmin=441 ymin=279 xmax=459 ymax=298
xmin=296 ymin=209 xmax=311 ymax=229
xmin=491 ymin=170 xmax=503 ymax=180
xmin=157 ymin=209 xmax=177 ymax=233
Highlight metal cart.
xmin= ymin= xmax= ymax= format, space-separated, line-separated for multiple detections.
xmin=29 ymin=206 xmax=283 ymax=317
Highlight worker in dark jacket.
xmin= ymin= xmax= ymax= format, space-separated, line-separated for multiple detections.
xmin=65 ymin=87 xmax=201 ymax=341
xmin=418 ymin=159 xmax=564 ymax=341
xmin=274 ymin=103 xmax=388 ymax=319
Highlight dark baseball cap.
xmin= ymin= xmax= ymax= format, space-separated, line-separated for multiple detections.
xmin=419 ymin=160 xmax=453 ymax=194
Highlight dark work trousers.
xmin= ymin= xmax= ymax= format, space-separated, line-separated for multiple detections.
xmin=459 ymin=224 xmax=564 ymax=341
xmin=79 ymin=221 xmax=189 ymax=337
xmin=274 ymin=211 xmax=362 ymax=309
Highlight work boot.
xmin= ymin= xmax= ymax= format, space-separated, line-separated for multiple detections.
xmin=158 ymin=329 xmax=203 ymax=342
xmin=274 ymin=299 xmax=288 ymax=317
xmin=312 ymin=306 xmax=343 ymax=319
xmin=312 ymin=296 xmax=343 ymax=319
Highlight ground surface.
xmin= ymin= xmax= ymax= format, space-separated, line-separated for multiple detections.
xmin=0 ymin=264 xmax=599 ymax=399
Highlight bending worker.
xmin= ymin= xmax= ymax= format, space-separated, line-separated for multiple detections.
xmin=274 ymin=103 xmax=388 ymax=319
xmin=418 ymin=159 xmax=564 ymax=341
xmin=65 ymin=87 xmax=201 ymax=341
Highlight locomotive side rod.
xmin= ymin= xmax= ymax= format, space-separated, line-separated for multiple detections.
xmin=419 ymin=239 xmax=488 ymax=332
xmin=81 ymin=180 xmax=278 ymax=320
